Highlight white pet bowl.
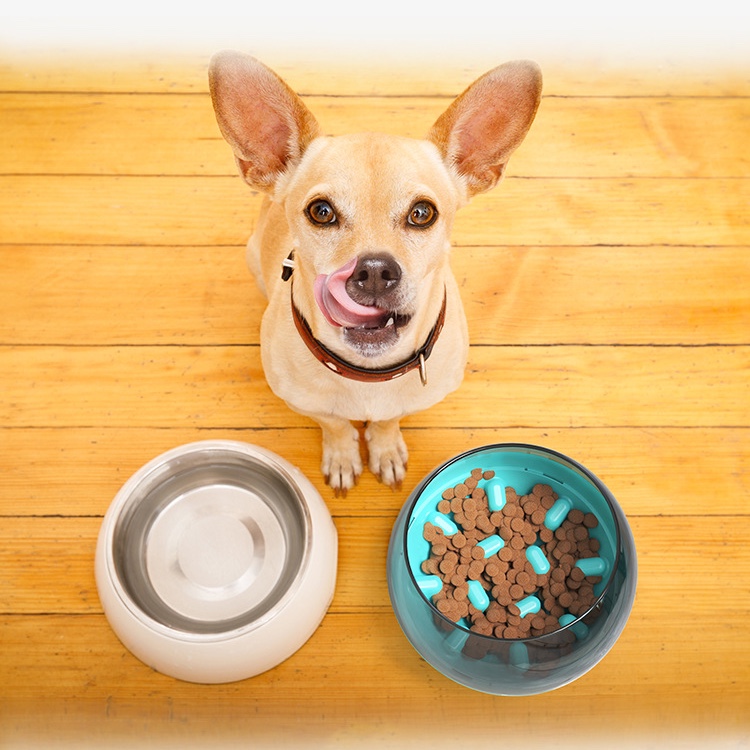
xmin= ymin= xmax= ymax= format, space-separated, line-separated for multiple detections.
xmin=95 ymin=440 xmax=337 ymax=683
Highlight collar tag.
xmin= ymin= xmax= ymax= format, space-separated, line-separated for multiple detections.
xmin=418 ymin=353 xmax=427 ymax=386
xmin=281 ymin=251 xmax=295 ymax=282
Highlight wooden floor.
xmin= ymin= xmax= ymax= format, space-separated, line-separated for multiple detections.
xmin=1 ymin=53 xmax=748 ymax=749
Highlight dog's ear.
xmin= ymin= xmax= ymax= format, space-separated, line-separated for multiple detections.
xmin=428 ymin=61 xmax=542 ymax=197
xmin=209 ymin=51 xmax=321 ymax=192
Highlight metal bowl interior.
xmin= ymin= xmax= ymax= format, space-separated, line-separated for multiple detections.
xmin=108 ymin=444 xmax=310 ymax=636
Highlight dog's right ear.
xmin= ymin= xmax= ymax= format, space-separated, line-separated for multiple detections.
xmin=428 ymin=61 xmax=542 ymax=197
xmin=209 ymin=51 xmax=321 ymax=192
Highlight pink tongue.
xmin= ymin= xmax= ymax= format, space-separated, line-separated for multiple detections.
xmin=313 ymin=258 xmax=388 ymax=328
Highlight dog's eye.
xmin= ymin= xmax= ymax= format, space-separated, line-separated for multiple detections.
xmin=407 ymin=200 xmax=438 ymax=228
xmin=306 ymin=199 xmax=337 ymax=226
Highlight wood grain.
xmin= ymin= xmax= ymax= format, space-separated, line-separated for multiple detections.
xmin=2 ymin=426 xmax=748 ymax=518
xmin=2 ymin=515 xmax=748 ymax=616
xmin=1 ymin=344 xmax=747 ymax=429
xmin=3 ymin=245 xmax=748 ymax=346
xmin=3 ymin=93 xmax=748 ymax=177
xmin=2 ymin=175 xmax=748 ymax=247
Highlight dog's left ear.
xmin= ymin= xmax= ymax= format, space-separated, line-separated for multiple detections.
xmin=209 ymin=51 xmax=321 ymax=192
xmin=428 ymin=61 xmax=542 ymax=197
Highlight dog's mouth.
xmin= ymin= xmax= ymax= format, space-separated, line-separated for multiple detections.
xmin=340 ymin=311 xmax=412 ymax=354
xmin=313 ymin=258 xmax=412 ymax=356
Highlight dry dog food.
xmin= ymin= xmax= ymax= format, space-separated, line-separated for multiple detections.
xmin=421 ymin=469 xmax=603 ymax=639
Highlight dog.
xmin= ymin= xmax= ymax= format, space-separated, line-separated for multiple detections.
xmin=209 ymin=51 xmax=542 ymax=494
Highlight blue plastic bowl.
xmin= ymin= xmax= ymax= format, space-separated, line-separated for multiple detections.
xmin=387 ymin=444 xmax=637 ymax=695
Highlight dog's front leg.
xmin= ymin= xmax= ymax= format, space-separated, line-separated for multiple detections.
xmin=365 ymin=418 xmax=408 ymax=490
xmin=314 ymin=415 xmax=363 ymax=496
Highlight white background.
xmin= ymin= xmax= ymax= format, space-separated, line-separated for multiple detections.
xmin=1 ymin=1 xmax=749 ymax=66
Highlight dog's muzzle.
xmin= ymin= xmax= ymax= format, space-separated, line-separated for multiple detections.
xmin=313 ymin=255 xmax=412 ymax=355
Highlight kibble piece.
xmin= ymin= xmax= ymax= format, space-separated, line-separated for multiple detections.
xmin=574 ymin=525 xmax=589 ymax=542
xmin=510 ymin=517 xmax=525 ymax=533
xmin=468 ymin=560 xmax=485 ymax=579
xmin=485 ymin=561 xmax=500 ymax=578
xmin=583 ymin=513 xmax=599 ymax=529
xmin=423 ymin=523 xmax=438 ymax=542
xmin=570 ymin=566 xmax=586 ymax=582
xmin=508 ymin=583 xmax=524 ymax=600
xmin=439 ymin=559 xmax=456 ymax=576
xmin=463 ymin=497 xmax=477 ymax=513
xmin=436 ymin=598 xmax=453 ymax=613
xmin=541 ymin=495 xmax=556 ymax=510
xmin=558 ymin=591 xmax=574 ymax=608
xmin=568 ymin=508 xmax=585 ymax=525
xmin=454 ymin=583 xmax=469 ymax=601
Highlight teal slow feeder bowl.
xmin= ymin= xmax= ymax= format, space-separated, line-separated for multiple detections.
xmin=386 ymin=444 xmax=637 ymax=695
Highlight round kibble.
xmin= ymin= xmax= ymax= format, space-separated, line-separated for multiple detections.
xmin=584 ymin=513 xmax=599 ymax=529
xmin=437 ymin=499 xmax=451 ymax=514
xmin=568 ymin=509 xmax=585 ymax=525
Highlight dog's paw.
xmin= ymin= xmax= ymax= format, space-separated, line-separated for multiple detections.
xmin=320 ymin=423 xmax=363 ymax=496
xmin=365 ymin=420 xmax=408 ymax=489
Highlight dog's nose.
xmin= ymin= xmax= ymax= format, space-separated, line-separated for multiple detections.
xmin=345 ymin=253 xmax=402 ymax=305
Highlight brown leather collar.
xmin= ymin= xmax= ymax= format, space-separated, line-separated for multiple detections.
xmin=291 ymin=291 xmax=447 ymax=385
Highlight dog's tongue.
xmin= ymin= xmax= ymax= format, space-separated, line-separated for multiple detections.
xmin=313 ymin=259 xmax=388 ymax=328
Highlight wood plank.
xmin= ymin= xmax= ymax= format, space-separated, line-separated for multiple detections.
xmin=0 ymin=245 xmax=254 ymax=346
xmin=1 ymin=175 xmax=747 ymax=247
xmin=2 ymin=53 xmax=748 ymax=96
xmin=2 ymin=426 xmax=747 ymax=518
xmin=1 ymin=609 xmax=746 ymax=746
xmin=1 ymin=515 xmax=748 ymax=618
xmin=1 ymin=345 xmax=746 ymax=429
xmin=3 ymin=245 xmax=748 ymax=346
xmin=3 ymin=93 xmax=748 ymax=178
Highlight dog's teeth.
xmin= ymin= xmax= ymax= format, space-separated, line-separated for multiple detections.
xmin=385 ymin=316 xmax=395 ymax=327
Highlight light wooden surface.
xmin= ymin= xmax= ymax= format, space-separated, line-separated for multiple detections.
xmin=1 ymin=53 xmax=749 ymax=749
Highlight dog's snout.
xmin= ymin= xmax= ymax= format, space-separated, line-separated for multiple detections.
xmin=346 ymin=253 xmax=402 ymax=306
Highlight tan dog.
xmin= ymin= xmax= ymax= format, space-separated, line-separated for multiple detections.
xmin=209 ymin=52 xmax=541 ymax=494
